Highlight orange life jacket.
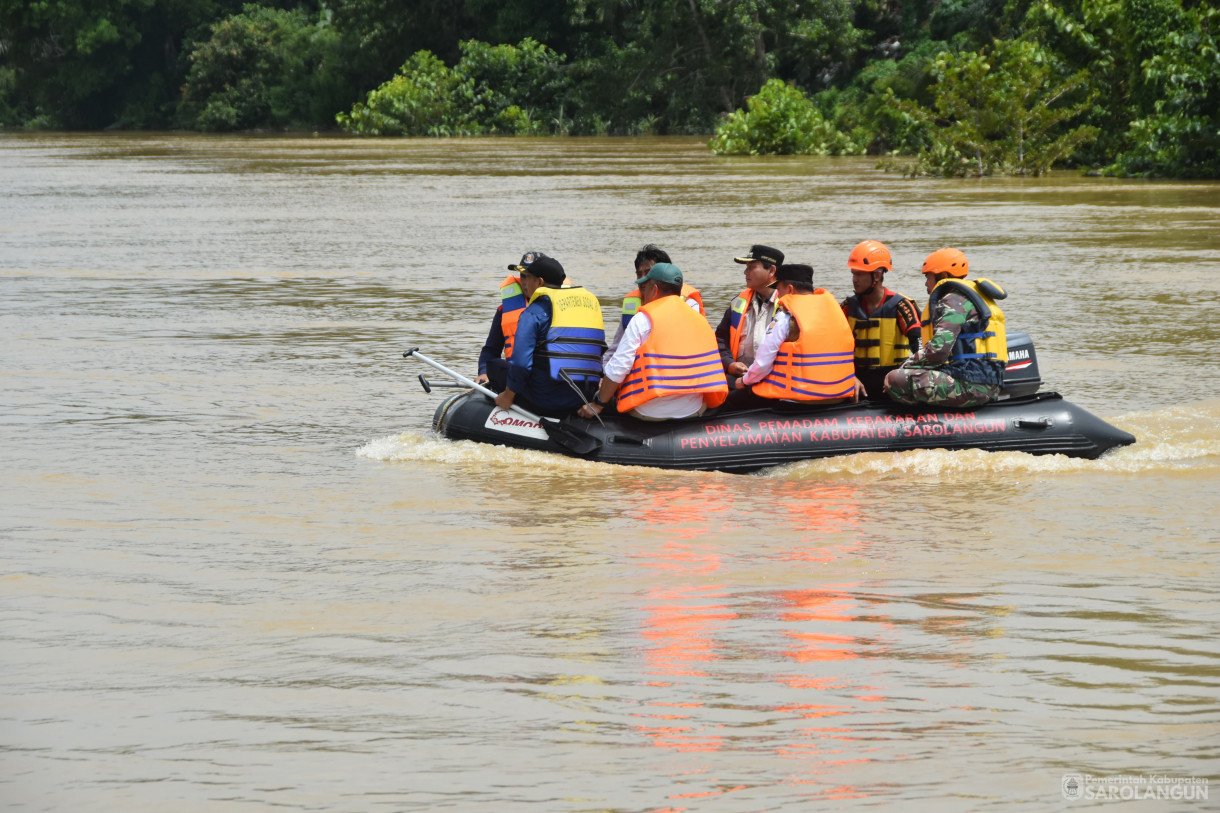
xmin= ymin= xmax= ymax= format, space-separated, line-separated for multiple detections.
xmin=621 ymin=283 xmax=704 ymax=329
xmin=726 ymin=288 xmax=779 ymax=361
xmin=498 ymin=275 xmax=527 ymax=360
xmin=616 ymin=295 xmax=729 ymax=413
xmin=752 ymin=291 xmax=857 ymax=401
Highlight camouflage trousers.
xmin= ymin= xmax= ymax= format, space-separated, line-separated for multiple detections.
xmin=884 ymin=366 xmax=1000 ymax=409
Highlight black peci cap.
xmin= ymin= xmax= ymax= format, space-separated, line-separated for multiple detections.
xmin=528 ymin=255 xmax=567 ymax=285
xmin=733 ymin=244 xmax=785 ymax=267
xmin=775 ymin=263 xmax=814 ymax=286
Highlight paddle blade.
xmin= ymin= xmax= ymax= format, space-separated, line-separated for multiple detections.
xmin=540 ymin=416 xmax=601 ymax=456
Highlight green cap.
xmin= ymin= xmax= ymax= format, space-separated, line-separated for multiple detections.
xmin=637 ymin=262 xmax=683 ymax=286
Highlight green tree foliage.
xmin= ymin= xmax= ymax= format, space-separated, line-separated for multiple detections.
xmin=1107 ymin=4 xmax=1220 ymax=178
xmin=336 ymin=50 xmax=477 ymax=136
xmin=336 ymin=39 xmax=567 ymax=136
xmin=456 ymin=39 xmax=570 ymax=133
xmin=1014 ymin=0 xmax=1127 ymax=166
xmin=708 ymin=78 xmax=860 ymax=156
xmin=820 ymin=40 xmax=946 ymax=155
xmin=0 ymin=0 xmax=241 ymax=128
xmin=1 ymin=0 xmax=1215 ymax=177
xmin=909 ymin=38 xmax=1097 ymax=176
xmin=179 ymin=4 xmax=346 ymax=131
xmin=1120 ymin=0 xmax=1182 ymax=116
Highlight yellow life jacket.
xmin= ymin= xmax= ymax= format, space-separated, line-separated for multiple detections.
xmin=621 ymin=283 xmax=703 ymax=329
xmin=843 ymin=291 xmax=918 ymax=367
xmin=921 ymin=278 xmax=1009 ymax=364
xmin=500 ymin=273 xmax=571 ymax=359
xmin=751 ymin=291 xmax=856 ymax=401
xmin=529 ymin=285 xmax=606 ymax=384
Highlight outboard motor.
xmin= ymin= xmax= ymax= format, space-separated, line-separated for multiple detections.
xmin=1000 ymin=330 xmax=1042 ymax=398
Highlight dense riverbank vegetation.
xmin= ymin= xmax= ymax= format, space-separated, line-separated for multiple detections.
xmin=2 ymin=0 xmax=1215 ymax=177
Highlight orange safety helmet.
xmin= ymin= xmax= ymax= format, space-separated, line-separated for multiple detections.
xmin=848 ymin=240 xmax=893 ymax=273
xmin=921 ymin=247 xmax=969 ymax=278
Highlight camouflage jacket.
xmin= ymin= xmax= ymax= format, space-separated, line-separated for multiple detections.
xmin=907 ymin=292 xmax=1002 ymax=386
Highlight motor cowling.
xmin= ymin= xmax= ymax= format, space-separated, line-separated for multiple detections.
xmin=1000 ymin=330 xmax=1041 ymax=398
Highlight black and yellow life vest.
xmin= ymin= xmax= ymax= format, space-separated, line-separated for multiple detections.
xmin=921 ymin=278 xmax=1009 ymax=365
xmin=530 ymin=286 xmax=607 ymax=384
xmin=843 ymin=292 xmax=918 ymax=368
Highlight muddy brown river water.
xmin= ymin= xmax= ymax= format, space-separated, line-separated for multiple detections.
xmin=2 ymin=133 xmax=1218 ymax=811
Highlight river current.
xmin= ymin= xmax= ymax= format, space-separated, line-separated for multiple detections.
xmin=2 ymin=134 xmax=1218 ymax=811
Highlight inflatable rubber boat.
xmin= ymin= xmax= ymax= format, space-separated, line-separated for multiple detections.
xmin=421 ymin=332 xmax=1135 ymax=473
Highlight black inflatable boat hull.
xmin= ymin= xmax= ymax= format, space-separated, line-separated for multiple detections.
xmin=432 ymin=391 xmax=1135 ymax=473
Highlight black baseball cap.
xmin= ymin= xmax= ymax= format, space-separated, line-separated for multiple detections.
xmin=733 ymin=244 xmax=784 ymax=267
xmin=508 ymin=250 xmax=549 ymax=272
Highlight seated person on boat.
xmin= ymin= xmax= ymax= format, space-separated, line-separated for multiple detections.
xmin=491 ymin=255 xmax=605 ymax=417
xmin=839 ymin=240 xmax=922 ymax=402
xmin=603 ymin=244 xmax=703 ymax=365
xmin=715 ymin=244 xmax=783 ymax=390
xmin=579 ymin=263 xmax=727 ymax=421
xmin=722 ymin=263 xmax=859 ymax=411
xmin=477 ymin=250 xmax=568 ymax=385
xmin=884 ymin=247 xmax=1008 ymax=409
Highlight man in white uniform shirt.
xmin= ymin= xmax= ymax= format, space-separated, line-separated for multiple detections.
xmin=714 ymin=244 xmax=784 ymax=389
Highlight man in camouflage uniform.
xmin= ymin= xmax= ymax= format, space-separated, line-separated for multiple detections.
xmin=884 ymin=248 xmax=1005 ymax=409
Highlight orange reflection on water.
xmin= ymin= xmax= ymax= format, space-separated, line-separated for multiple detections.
xmin=634 ymin=580 xmax=735 ymax=750
xmin=631 ymin=537 xmax=735 ymax=752
xmin=623 ymin=479 xmax=886 ymax=804
xmin=631 ymin=481 xmax=740 ymax=541
xmin=773 ymin=482 xmax=867 ymax=563
xmin=778 ymin=587 xmax=861 ymax=663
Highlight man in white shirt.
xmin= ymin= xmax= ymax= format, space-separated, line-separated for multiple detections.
xmin=603 ymin=244 xmax=703 ymax=363
xmin=722 ymin=263 xmax=862 ymax=411
xmin=714 ymin=244 xmax=784 ymax=389
xmin=578 ymin=263 xmax=727 ymax=421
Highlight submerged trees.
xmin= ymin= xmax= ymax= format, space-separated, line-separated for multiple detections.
xmin=709 ymin=0 xmax=1217 ymax=178
xmin=911 ymin=39 xmax=1098 ymax=176
xmin=180 ymin=5 xmax=347 ymax=131
xmin=336 ymin=39 xmax=569 ymax=136
xmin=707 ymin=78 xmax=861 ymax=155
xmin=0 ymin=0 xmax=1215 ymax=178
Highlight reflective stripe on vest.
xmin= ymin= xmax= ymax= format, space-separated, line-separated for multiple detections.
xmin=616 ymin=296 xmax=728 ymax=412
xmin=843 ymin=292 xmax=914 ymax=367
xmin=921 ymin=278 xmax=1009 ymax=364
xmin=531 ymin=286 xmax=606 ymax=384
xmin=727 ymin=288 xmax=754 ymax=360
xmin=499 ymin=275 xmax=527 ymax=359
xmin=621 ymin=283 xmax=703 ymax=329
xmin=752 ymin=291 xmax=856 ymax=401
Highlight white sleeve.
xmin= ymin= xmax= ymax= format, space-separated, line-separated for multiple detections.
xmin=742 ymin=310 xmax=790 ymax=385
xmin=685 ymin=296 xmax=701 ymax=313
xmin=603 ymin=311 xmax=652 ymax=383
xmin=603 ymin=319 xmax=626 ymax=364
